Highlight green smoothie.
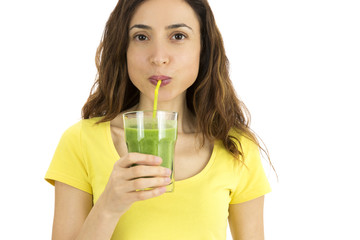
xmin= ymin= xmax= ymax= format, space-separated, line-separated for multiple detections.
xmin=125 ymin=126 xmax=177 ymax=170
xmin=124 ymin=118 xmax=177 ymax=192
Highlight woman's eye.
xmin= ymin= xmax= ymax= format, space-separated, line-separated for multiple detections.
xmin=134 ymin=34 xmax=148 ymax=41
xmin=172 ymin=33 xmax=186 ymax=40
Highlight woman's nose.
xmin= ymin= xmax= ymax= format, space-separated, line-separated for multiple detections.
xmin=149 ymin=42 xmax=170 ymax=66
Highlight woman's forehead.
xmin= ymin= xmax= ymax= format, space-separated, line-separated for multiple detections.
xmin=129 ymin=0 xmax=200 ymax=31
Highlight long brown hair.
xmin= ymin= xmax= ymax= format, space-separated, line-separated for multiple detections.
xmin=82 ymin=0 xmax=273 ymax=168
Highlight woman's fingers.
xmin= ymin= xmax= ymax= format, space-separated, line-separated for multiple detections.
xmin=99 ymin=153 xmax=170 ymax=216
xmin=115 ymin=153 xmax=171 ymax=180
xmin=118 ymin=153 xmax=162 ymax=168
xmin=127 ymin=186 xmax=167 ymax=201
xmin=125 ymin=176 xmax=171 ymax=192
xmin=125 ymin=165 xmax=171 ymax=180
xmin=123 ymin=178 xmax=170 ymax=193
xmin=112 ymin=152 xmax=172 ymax=192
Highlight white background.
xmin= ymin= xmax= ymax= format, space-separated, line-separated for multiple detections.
xmin=0 ymin=0 xmax=359 ymax=239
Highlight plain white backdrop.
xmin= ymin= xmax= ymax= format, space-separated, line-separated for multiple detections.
xmin=0 ymin=0 xmax=359 ymax=239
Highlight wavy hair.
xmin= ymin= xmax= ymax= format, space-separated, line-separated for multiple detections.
xmin=82 ymin=0 xmax=274 ymax=168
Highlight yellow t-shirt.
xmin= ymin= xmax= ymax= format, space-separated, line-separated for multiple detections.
xmin=45 ymin=117 xmax=271 ymax=240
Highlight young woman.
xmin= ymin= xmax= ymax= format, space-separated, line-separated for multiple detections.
xmin=45 ymin=0 xmax=272 ymax=239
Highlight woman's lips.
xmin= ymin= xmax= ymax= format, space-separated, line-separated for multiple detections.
xmin=149 ymin=75 xmax=172 ymax=87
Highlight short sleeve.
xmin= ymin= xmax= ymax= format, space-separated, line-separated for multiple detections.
xmin=45 ymin=121 xmax=92 ymax=194
xmin=229 ymin=137 xmax=271 ymax=204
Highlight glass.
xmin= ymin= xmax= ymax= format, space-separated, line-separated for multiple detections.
xmin=123 ymin=110 xmax=178 ymax=192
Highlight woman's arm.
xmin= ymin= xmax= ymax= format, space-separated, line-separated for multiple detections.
xmin=52 ymin=181 xmax=123 ymax=240
xmin=52 ymin=181 xmax=92 ymax=239
xmin=228 ymin=196 xmax=265 ymax=240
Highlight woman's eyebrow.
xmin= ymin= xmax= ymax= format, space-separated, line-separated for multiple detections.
xmin=129 ymin=23 xmax=193 ymax=31
xmin=166 ymin=23 xmax=193 ymax=31
xmin=129 ymin=24 xmax=151 ymax=31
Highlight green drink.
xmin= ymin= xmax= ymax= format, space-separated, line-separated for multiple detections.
xmin=123 ymin=111 xmax=178 ymax=192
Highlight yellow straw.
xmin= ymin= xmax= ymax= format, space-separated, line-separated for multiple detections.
xmin=153 ymin=80 xmax=162 ymax=118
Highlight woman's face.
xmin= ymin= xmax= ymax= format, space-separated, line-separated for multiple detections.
xmin=127 ymin=0 xmax=201 ymax=104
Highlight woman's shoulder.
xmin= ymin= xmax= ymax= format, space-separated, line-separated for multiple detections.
xmin=62 ymin=117 xmax=107 ymax=137
xmin=81 ymin=116 xmax=107 ymax=127
xmin=228 ymin=128 xmax=258 ymax=149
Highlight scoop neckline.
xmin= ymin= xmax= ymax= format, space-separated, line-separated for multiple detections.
xmin=105 ymin=121 xmax=218 ymax=185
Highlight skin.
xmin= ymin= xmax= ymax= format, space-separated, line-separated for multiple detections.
xmin=229 ymin=196 xmax=265 ymax=240
xmin=51 ymin=0 xmax=266 ymax=239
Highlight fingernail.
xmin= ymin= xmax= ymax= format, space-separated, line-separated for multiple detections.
xmin=166 ymin=168 xmax=172 ymax=175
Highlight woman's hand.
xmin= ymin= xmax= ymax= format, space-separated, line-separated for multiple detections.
xmin=98 ymin=153 xmax=172 ymax=217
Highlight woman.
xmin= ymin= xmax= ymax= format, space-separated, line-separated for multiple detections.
xmin=45 ymin=0 xmax=272 ymax=239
